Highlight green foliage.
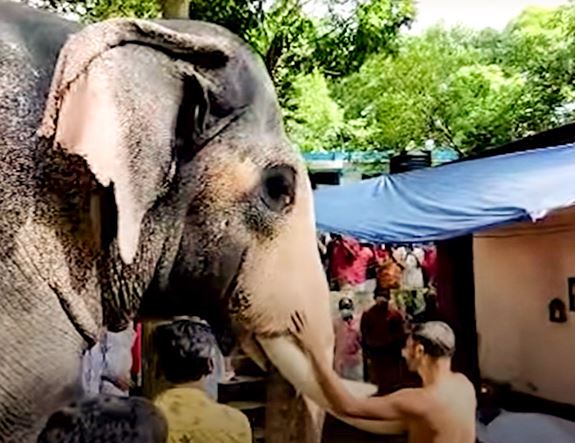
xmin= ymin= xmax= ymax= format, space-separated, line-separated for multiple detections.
xmin=438 ymin=64 xmax=529 ymax=154
xmin=335 ymin=26 xmax=480 ymax=152
xmin=283 ymin=70 xmax=344 ymax=152
xmin=33 ymin=0 xmax=161 ymax=22
xmin=500 ymin=4 xmax=575 ymax=128
xmin=187 ymin=0 xmax=265 ymax=40
xmin=336 ymin=3 xmax=575 ymax=155
xmin=26 ymin=0 xmax=575 ymax=155
xmin=313 ymin=0 xmax=415 ymax=77
xmin=245 ymin=0 xmax=319 ymax=87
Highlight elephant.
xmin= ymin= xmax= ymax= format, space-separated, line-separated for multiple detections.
xmin=0 ymin=2 xmax=403 ymax=441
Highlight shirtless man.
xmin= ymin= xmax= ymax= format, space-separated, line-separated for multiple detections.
xmin=291 ymin=314 xmax=476 ymax=443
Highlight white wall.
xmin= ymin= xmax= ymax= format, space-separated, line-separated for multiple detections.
xmin=474 ymin=208 xmax=575 ymax=405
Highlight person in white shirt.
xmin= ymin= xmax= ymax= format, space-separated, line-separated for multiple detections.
xmin=82 ymin=323 xmax=136 ymax=397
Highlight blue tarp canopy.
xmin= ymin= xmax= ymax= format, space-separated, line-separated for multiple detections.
xmin=313 ymin=144 xmax=575 ymax=243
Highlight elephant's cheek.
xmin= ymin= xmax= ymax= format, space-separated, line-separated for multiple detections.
xmin=228 ymin=233 xmax=333 ymax=339
xmin=230 ymin=172 xmax=333 ymax=338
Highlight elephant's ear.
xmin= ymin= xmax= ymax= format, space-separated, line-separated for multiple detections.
xmin=38 ymin=19 xmax=230 ymax=264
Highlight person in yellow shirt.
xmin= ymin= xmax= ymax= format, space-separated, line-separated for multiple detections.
xmin=153 ymin=318 xmax=252 ymax=443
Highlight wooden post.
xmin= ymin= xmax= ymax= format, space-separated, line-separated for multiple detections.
xmin=265 ymin=369 xmax=324 ymax=443
xmin=141 ymin=320 xmax=170 ymax=400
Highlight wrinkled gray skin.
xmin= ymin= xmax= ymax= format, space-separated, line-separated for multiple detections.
xmin=0 ymin=2 xmax=339 ymax=441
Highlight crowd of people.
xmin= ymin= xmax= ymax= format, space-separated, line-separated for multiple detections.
xmin=325 ymin=233 xmax=442 ymax=394
xmin=39 ymin=317 xmax=252 ymax=443
xmin=324 ymin=233 xmax=477 ymax=442
xmin=37 ymin=317 xmax=476 ymax=443
xmin=35 ymin=233 xmax=477 ymax=442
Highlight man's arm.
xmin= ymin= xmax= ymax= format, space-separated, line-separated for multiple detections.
xmin=291 ymin=312 xmax=425 ymax=421
xmin=307 ymin=344 xmax=424 ymax=420
xmin=345 ymin=389 xmax=425 ymax=420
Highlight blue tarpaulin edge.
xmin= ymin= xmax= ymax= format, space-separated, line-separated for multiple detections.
xmin=313 ymin=144 xmax=575 ymax=243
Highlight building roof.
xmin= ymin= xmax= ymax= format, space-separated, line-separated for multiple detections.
xmin=464 ymin=122 xmax=575 ymax=161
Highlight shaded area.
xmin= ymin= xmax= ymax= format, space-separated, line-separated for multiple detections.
xmin=322 ymin=416 xmax=406 ymax=443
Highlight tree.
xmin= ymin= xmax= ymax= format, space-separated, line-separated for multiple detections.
xmin=498 ymin=4 xmax=575 ymax=128
xmin=314 ymin=0 xmax=415 ymax=77
xmin=245 ymin=0 xmax=319 ymax=85
xmin=283 ymin=70 xmax=344 ymax=152
xmin=334 ymin=26 xmax=480 ymax=152
xmin=159 ymin=0 xmax=190 ymax=18
xmin=28 ymin=0 xmax=161 ymax=21
xmin=437 ymin=64 xmax=530 ymax=154
xmin=334 ymin=7 xmax=575 ymax=156
xmin=186 ymin=0 xmax=265 ymax=36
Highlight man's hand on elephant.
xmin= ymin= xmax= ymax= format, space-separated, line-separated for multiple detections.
xmin=290 ymin=311 xmax=323 ymax=358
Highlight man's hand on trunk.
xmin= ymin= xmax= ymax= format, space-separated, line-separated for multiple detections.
xmin=290 ymin=311 xmax=324 ymax=360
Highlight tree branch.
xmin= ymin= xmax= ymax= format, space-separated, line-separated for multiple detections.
xmin=433 ymin=116 xmax=465 ymax=157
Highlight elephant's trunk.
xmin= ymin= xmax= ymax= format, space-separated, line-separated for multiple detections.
xmin=257 ymin=336 xmax=406 ymax=435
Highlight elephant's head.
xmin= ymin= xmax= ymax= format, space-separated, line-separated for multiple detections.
xmin=38 ymin=18 xmax=402 ymax=434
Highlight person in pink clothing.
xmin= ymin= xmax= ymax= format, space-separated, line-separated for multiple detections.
xmin=422 ymin=245 xmax=438 ymax=286
xmin=329 ymin=236 xmax=375 ymax=289
xmin=333 ymin=297 xmax=363 ymax=381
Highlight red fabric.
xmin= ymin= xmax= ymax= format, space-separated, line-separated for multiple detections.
xmin=329 ymin=237 xmax=374 ymax=286
xmin=422 ymin=246 xmax=438 ymax=285
xmin=373 ymin=247 xmax=389 ymax=263
xmin=360 ymin=304 xmax=407 ymax=393
xmin=130 ymin=323 xmax=142 ymax=376
xmin=360 ymin=304 xmax=405 ymax=351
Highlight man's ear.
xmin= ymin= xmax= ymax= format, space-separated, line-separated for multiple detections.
xmin=415 ymin=343 xmax=425 ymax=357
xmin=38 ymin=19 xmax=229 ymax=264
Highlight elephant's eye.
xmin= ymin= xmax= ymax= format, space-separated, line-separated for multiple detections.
xmin=261 ymin=165 xmax=296 ymax=213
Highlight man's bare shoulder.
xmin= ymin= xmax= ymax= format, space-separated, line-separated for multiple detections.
xmin=456 ymin=373 xmax=477 ymax=404
xmin=429 ymin=372 xmax=477 ymax=413
xmin=453 ymin=373 xmax=475 ymax=394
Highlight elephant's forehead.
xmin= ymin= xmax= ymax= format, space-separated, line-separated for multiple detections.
xmin=196 ymin=136 xmax=300 ymax=195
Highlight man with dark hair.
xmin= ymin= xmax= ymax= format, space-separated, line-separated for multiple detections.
xmin=153 ymin=318 xmax=252 ymax=443
xmin=37 ymin=395 xmax=167 ymax=443
xmin=360 ymin=288 xmax=407 ymax=393
xmin=292 ymin=316 xmax=476 ymax=443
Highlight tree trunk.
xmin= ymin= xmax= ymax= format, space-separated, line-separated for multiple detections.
xmin=265 ymin=368 xmax=325 ymax=443
xmin=159 ymin=0 xmax=191 ymax=19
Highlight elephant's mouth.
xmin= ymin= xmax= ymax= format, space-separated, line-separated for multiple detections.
xmin=214 ymin=247 xmax=261 ymax=356
xmin=223 ymin=248 xmax=247 ymax=317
